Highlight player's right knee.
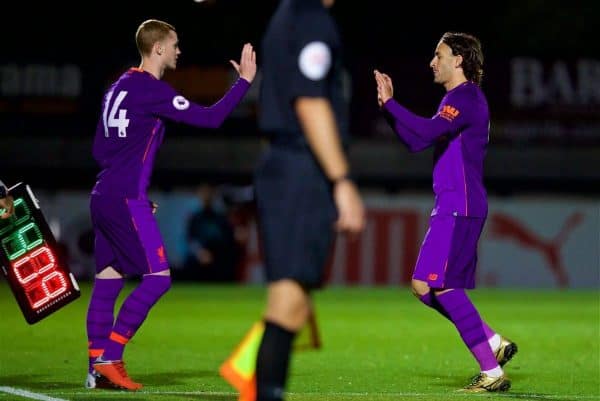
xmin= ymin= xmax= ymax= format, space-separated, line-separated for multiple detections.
xmin=96 ymin=266 xmax=122 ymax=279
xmin=411 ymin=279 xmax=430 ymax=297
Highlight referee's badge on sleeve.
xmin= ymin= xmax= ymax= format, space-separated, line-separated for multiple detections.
xmin=298 ymin=41 xmax=331 ymax=81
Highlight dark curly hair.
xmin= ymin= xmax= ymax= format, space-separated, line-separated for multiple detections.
xmin=441 ymin=32 xmax=484 ymax=86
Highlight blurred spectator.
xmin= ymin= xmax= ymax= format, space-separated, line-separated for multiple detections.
xmin=182 ymin=184 xmax=239 ymax=282
xmin=221 ymin=184 xmax=257 ymax=280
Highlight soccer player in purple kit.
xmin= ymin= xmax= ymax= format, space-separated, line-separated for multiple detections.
xmin=85 ymin=19 xmax=256 ymax=390
xmin=374 ymin=32 xmax=517 ymax=392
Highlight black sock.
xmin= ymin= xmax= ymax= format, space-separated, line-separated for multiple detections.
xmin=256 ymin=320 xmax=296 ymax=401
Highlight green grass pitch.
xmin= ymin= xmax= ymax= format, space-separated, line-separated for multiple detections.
xmin=0 ymin=281 xmax=598 ymax=400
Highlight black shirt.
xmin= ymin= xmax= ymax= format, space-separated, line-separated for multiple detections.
xmin=258 ymin=0 xmax=349 ymax=146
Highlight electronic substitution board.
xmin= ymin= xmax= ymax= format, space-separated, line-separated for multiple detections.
xmin=0 ymin=183 xmax=80 ymax=324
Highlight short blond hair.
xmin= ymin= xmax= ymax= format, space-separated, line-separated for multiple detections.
xmin=135 ymin=19 xmax=176 ymax=57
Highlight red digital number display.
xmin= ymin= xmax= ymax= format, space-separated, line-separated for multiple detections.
xmin=0 ymin=183 xmax=80 ymax=323
xmin=13 ymin=246 xmax=68 ymax=308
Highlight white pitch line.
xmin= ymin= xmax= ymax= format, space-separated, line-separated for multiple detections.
xmin=58 ymin=390 xmax=599 ymax=399
xmin=0 ymin=387 xmax=69 ymax=401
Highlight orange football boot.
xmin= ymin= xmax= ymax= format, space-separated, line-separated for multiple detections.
xmin=93 ymin=358 xmax=142 ymax=391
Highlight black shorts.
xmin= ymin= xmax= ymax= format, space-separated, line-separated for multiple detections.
xmin=254 ymin=145 xmax=337 ymax=288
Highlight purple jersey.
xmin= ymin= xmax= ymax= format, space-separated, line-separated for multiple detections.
xmin=383 ymin=81 xmax=489 ymax=217
xmin=92 ymin=68 xmax=250 ymax=199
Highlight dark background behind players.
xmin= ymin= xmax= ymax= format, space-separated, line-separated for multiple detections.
xmin=1 ymin=0 xmax=598 ymax=287
xmin=3 ymin=0 xmax=598 ymax=193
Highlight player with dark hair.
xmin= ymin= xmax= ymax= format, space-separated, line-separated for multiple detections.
xmin=375 ymin=31 xmax=517 ymax=392
xmin=86 ymin=19 xmax=256 ymax=390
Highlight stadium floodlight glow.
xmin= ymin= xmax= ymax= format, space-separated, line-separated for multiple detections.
xmin=0 ymin=183 xmax=80 ymax=324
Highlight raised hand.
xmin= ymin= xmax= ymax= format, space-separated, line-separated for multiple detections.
xmin=374 ymin=69 xmax=394 ymax=107
xmin=230 ymin=43 xmax=257 ymax=83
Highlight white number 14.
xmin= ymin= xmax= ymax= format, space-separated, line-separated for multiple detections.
xmin=103 ymin=90 xmax=129 ymax=137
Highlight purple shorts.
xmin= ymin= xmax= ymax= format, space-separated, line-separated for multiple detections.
xmin=412 ymin=214 xmax=485 ymax=289
xmin=90 ymin=195 xmax=169 ymax=275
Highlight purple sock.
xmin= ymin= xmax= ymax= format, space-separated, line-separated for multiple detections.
xmin=86 ymin=278 xmax=124 ymax=373
xmin=419 ymin=292 xmax=451 ymax=320
xmin=482 ymin=323 xmax=496 ymax=340
xmin=435 ymin=289 xmax=498 ymax=371
xmin=102 ymin=275 xmax=171 ymax=361
xmin=419 ymin=292 xmax=497 ymax=341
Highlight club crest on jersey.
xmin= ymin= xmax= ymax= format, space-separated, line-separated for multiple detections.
xmin=172 ymin=95 xmax=190 ymax=110
xmin=157 ymin=246 xmax=167 ymax=264
xmin=439 ymin=105 xmax=460 ymax=121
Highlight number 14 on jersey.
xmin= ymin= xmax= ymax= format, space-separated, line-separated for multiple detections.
xmin=103 ymin=90 xmax=130 ymax=138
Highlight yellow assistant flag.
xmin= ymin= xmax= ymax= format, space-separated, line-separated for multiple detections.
xmin=220 ymin=321 xmax=265 ymax=401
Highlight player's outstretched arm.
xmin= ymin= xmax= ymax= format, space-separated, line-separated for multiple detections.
xmin=376 ymin=68 xmax=464 ymax=143
xmin=374 ymin=70 xmax=431 ymax=152
xmin=152 ymin=45 xmax=256 ymax=129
